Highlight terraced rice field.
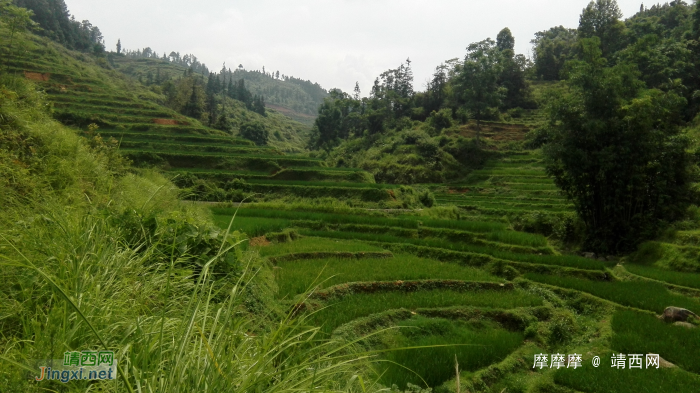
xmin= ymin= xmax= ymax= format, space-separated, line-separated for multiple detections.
xmin=209 ymin=148 xmax=700 ymax=392
xmin=6 ymin=37 xmax=382 ymax=199
xmin=432 ymin=151 xmax=575 ymax=216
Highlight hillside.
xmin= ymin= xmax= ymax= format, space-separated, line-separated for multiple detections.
xmin=3 ymin=0 xmax=700 ymax=392
xmin=110 ymin=54 xmax=327 ymax=126
xmin=2 ymin=32 xmax=312 ymax=154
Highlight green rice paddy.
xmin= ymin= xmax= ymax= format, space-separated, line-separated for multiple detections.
xmin=625 ymin=265 xmax=700 ymax=290
xmin=310 ymin=289 xmax=543 ymax=334
xmin=525 ymin=273 xmax=700 ymax=312
xmin=376 ymin=317 xmax=524 ymax=389
xmin=299 ymin=230 xmax=605 ymax=270
xmin=257 ymin=237 xmax=385 ymax=257
xmin=205 ymin=147 xmax=699 ymax=391
xmin=611 ymin=310 xmax=700 ymax=373
xmin=275 ymin=254 xmax=501 ymax=298
xmin=555 ymin=352 xmax=700 ymax=393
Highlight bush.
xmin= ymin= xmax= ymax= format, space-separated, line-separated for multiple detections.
xmin=428 ymin=108 xmax=453 ymax=133
xmin=418 ymin=189 xmax=436 ymax=208
xmin=239 ymin=120 xmax=269 ymax=145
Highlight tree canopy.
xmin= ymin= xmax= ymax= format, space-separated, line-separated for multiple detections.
xmin=12 ymin=0 xmax=104 ymax=53
xmin=541 ymin=38 xmax=698 ymax=253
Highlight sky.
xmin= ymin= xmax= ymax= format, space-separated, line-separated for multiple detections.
xmin=65 ymin=0 xmax=647 ymax=95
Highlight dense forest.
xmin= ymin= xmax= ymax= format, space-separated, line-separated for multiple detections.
xmin=11 ymin=0 xmax=105 ymax=53
xmin=312 ymin=0 xmax=700 ymax=252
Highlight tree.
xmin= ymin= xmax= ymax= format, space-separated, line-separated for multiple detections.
xmin=240 ymin=121 xmax=269 ymax=145
xmin=531 ymin=26 xmax=578 ymax=80
xmin=0 ymin=1 xmax=38 ymax=59
xmin=496 ymin=27 xmax=515 ymax=52
xmin=423 ymin=64 xmax=449 ymax=114
xmin=455 ymin=38 xmax=505 ymax=146
xmin=353 ymin=82 xmax=361 ymax=100
xmin=693 ymin=1 xmax=700 ymax=40
xmin=541 ymin=38 xmax=697 ymax=253
xmin=182 ymin=80 xmax=205 ymax=120
xmin=495 ymin=28 xmax=534 ymax=109
xmin=578 ymin=0 xmax=626 ymax=56
xmin=116 ymin=38 xmax=121 ymax=54
xmin=308 ymin=98 xmax=342 ymax=151
xmin=13 ymin=0 xmax=102 ymax=53
xmin=251 ymin=95 xmax=266 ymax=116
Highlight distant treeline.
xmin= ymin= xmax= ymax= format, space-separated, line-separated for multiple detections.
xmin=121 ymin=47 xmax=210 ymax=77
xmin=122 ymin=46 xmax=328 ymax=115
xmin=311 ymin=0 xmax=700 ymax=148
xmin=309 ymin=32 xmax=534 ymax=151
xmin=12 ymin=0 xmax=105 ymax=54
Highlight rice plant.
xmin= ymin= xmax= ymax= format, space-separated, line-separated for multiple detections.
xmin=376 ymin=317 xmax=524 ymax=389
xmin=299 ymin=231 xmax=605 ymax=270
xmin=625 ymin=265 xmax=700 ymax=289
xmin=310 ymin=289 xmax=543 ymax=335
xmin=213 ymin=208 xmax=421 ymax=228
xmin=212 ymin=215 xmax=293 ymax=238
xmin=525 ymin=274 xmax=700 ymax=312
xmin=611 ymin=310 xmax=700 ymax=373
xmin=276 ymin=253 xmax=501 ymax=298
xmin=258 ymin=237 xmax=386 ymax=257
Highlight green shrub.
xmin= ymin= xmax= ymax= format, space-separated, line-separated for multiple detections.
xmin=428 ymin=109 xmax=453 ymax=133
xmin=240 ymin=120 xmax=269 ymax=145
xmin=419 ymin=189 xmax=436 ymax=208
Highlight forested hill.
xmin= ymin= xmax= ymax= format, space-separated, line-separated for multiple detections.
xmin=11 ymin=0 xmax=328 ymax=127
xmin=230 ymin=68 xmax=329 ymax=118
xmin=115 ymin=48 xmax=328 ymax=125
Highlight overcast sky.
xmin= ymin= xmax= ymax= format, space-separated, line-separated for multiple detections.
xmin=65 ymin=0 xmax=646 ymax=95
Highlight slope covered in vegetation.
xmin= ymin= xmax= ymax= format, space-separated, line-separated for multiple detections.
xmin=3 ymin=0 xmax=700 ymax=392
xmin=113 ymin=49 xmax=328 ymax=126
xmin=0 ymin=70 xmax=371 ymax=393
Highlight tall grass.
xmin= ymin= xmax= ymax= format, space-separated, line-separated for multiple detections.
xmin=0 ymin=75 xmax=375 ymax=392
xmin=525 ymin=274 xmax=700 ymax=312
xmin=276 ymin=254 xmax=500 ymax=298
xmin=0 ymin=209 xmax=372 ymax=392
xmin=310 ymin=290 xmax=543 ymax=335
xmin=377 ymin=317 xmax=523 ymax=389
